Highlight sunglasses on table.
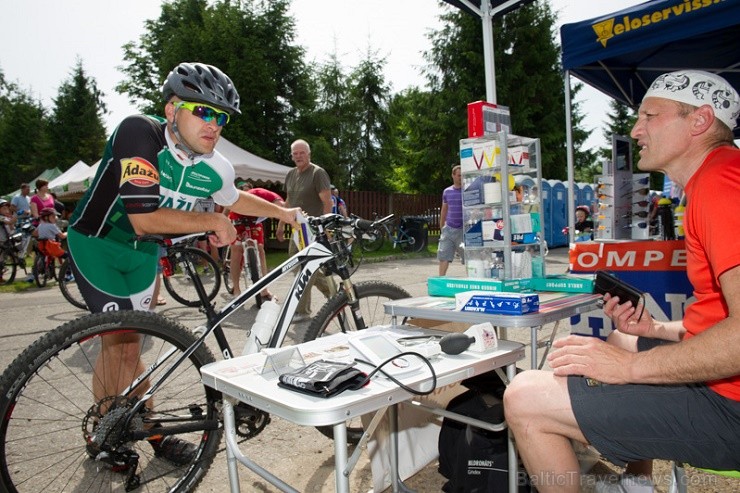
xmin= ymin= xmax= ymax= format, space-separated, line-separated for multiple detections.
xmin=174 ymin=101 xmax=230 ymax=126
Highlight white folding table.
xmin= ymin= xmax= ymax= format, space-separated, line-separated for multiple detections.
xmin=384 ymin=293 xmax=601 ymax=369
xmin=200 ymin=327 xmax=525 ymax=493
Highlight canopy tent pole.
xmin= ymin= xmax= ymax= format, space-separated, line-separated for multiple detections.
xmin=453 ymin=0 xmax=528 ymax=104
xmin=480 ymin=1 xmax=496 ymax=103
xmin=564 ymin=70 xmax=576 ymax=245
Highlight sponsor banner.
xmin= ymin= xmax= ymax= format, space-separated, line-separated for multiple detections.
xmin=569 ymin=241 xmax=692 ymax=339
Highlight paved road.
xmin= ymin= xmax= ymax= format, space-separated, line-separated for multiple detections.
xmin=0 ymin=249 xmax=572 ymax=492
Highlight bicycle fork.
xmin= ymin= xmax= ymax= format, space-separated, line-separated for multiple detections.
xmin=334 ymin=277 xmax=369 ymax=332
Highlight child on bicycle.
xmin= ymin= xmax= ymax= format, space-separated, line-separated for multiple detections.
xmin=36 ymin=207 xmax=68 ymax=260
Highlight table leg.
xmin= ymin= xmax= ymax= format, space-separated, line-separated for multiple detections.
xmin=222 ymin=400 xmax=242 ymax=493
xmin=531 ymin=325 xmax=540 ymax=370
xmin=332 ymin=423 xmax=350 ymax=493
xmin=507 ymin=362 xmax=519 ymax=493
xmin=388 ymin=405 xmax=416 ymax=493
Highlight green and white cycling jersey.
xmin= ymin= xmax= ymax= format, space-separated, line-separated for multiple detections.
xmin=70 ymin=115 xmax=238 ymax=242
xmin=67 ymin=114 xmax=239 ymax=310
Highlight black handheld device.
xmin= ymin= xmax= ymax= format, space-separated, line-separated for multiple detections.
xmin=593 ymin=270 xmax=644 ymax=313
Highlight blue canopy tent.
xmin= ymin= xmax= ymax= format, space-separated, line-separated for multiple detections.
xmin=559 ymin=0 xmax=740 ymax=242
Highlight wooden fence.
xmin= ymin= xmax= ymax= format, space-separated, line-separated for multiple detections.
xmin=264 ymin=191 xmax=442 ymax=248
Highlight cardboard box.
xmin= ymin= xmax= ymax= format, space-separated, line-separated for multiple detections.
xmin=427 ymin=276 xmax=525 ymax=297
xmin=467 ymin=101 xmax=511 ymax=137
xmin=507 ymin=145 xmax=531 ymax=171
xmin=460 ymin=139 xmax=503 ymax=173
xmin=455 ymin=291 xmax=540 ymax=315
xmin=526 ymin=275 xmax=594 ymax=293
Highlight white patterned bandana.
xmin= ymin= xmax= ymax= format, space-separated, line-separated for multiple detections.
xmin=644 ymin=70 xmax=739 ymax=130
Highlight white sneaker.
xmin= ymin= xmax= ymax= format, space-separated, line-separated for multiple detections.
xmin=595 ymin=475 xmax=654 ymax=493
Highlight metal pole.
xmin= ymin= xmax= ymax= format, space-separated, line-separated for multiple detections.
xmin=481 ymin=1 xmax=497 ymax=103
xmin=564 ymin=70 xmax=576 ymax=244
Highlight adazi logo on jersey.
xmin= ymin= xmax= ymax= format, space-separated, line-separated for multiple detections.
xmin=120 ymin=158 xmax=160 ymax=187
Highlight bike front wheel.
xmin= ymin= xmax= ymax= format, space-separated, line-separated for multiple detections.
xmin=0 ymin=250 xmax=18 ymax=284
xmin=246 ymin=247 xmax=264 ymax=308
xmin=58 ymin=259 xmax=88 ymax=310
xmin=0 ymin=310 xmax=221 ymax=493
xmin=163 ymin=247 xmax=221 ymax=307
xmin=302 ymin=280 xmax=411 ymax=443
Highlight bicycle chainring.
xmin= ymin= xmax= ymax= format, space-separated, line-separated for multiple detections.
xmin=233 ymin=402 xmax=271 ymax=439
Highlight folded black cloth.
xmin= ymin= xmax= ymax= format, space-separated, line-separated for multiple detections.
xmin=278 ymin=360 xmax=367 ymax=398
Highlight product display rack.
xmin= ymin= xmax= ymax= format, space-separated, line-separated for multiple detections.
xmin=459 ymin=131 xmax=545 ymax=280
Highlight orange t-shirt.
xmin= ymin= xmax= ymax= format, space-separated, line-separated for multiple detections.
xmin=683 ymin=146 xmax=740 ymax=401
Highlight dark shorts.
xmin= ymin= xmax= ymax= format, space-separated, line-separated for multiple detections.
xmin=568 ymin=337 xmax=740 ymax=470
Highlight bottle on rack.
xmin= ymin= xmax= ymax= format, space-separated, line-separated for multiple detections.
xmin=243 ymin=300 xmax=281 ymax=355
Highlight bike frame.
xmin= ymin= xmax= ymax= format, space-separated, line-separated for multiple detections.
xmin=124 ymin=223 xmax=356 ymax=420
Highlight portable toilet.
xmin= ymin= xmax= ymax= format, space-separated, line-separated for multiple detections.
xmin=548 ymin=180 xmax=568 ymax=248
xmin=578 ymin=182 xmax=596 ymax=213
xmin=540 ymin=180 xmax=553 ymax=247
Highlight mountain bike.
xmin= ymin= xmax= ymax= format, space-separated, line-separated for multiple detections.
xmin=359 ymin=213 xmax=429 ymax=253
xmin=222 ymin=217 xmax=263 ymax=308
xmin=0 ymin=213 xmax=410 ymax=493
xmin=57 ymin=234 xmax=222 ymax=311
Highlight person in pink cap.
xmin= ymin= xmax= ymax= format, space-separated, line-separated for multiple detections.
xmin=504 ymin=70 xmax=740 ymax=493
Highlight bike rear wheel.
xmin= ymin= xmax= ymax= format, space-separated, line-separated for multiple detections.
xmin=359 ymin=226 xmax=385 ymax=252
xmin=400 ymin=228 xmax=427 ymax=253
xmin=58 ymin=259 xmax=88 ymax=310
xmin=32 ymin=254 xmax=49 ymax=288
xmin=302 ymin=281 xmax=411 ymax=443
xmin=0 ymin=310 xmax=221 ymax=493
xmin=164 ymin=247 xmax=221 ymax=307
xmin=0 ymin=250 xmax=18 ymax=284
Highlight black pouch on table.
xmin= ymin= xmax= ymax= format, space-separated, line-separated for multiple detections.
xmin=278 ymin=360 xmax=367 ymax=398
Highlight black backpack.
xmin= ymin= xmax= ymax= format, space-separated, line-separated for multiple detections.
xmin=438 ymin=372 xmax=531 ymax=492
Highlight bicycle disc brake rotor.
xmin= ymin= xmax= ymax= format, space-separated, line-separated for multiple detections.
xmin=233 ymin=402 xmax=271 ymax=439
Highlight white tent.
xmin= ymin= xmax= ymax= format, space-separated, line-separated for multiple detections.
xmin=216 ymin=137 xmax=291 ymax=184
xmin=55 ymin=160 xmax=100 ymax=198
xmin=49 ymin=160 xmax=90 ymax=194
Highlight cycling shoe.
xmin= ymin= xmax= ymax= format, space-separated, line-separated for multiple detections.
xmin=149 ymin=435 xmax=198 ymax=466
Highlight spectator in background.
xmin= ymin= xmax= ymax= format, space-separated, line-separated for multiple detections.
xmin=438 ymin=165 xmax=463 ymax=276
xmin=0 ymin=199 xmax=14 ymax=242
xmin=275 ymin=139 xmax=333 ymax=322
xmin=29 ymin=179 xmax=56 ymax=223
xmin=11 ymin=183 xmax=31 ymax=219
xmin=330 ymin=184 xmax=348 ymax=217
xmin=574 ymin=205 xmax=594 ymax=237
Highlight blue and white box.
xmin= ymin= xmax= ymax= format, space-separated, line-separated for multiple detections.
xmin=455 ymin=291 xmax=540 ymax=315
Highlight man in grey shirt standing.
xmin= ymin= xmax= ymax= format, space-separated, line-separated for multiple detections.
xmin=276 ymin=139 xmax=334 ymax=322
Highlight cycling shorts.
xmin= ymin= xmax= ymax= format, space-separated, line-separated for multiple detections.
xmin=67 ymin=228 xmax=159 ymax=312
xmin=235 ymin=222 xmax=264 ymax=245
